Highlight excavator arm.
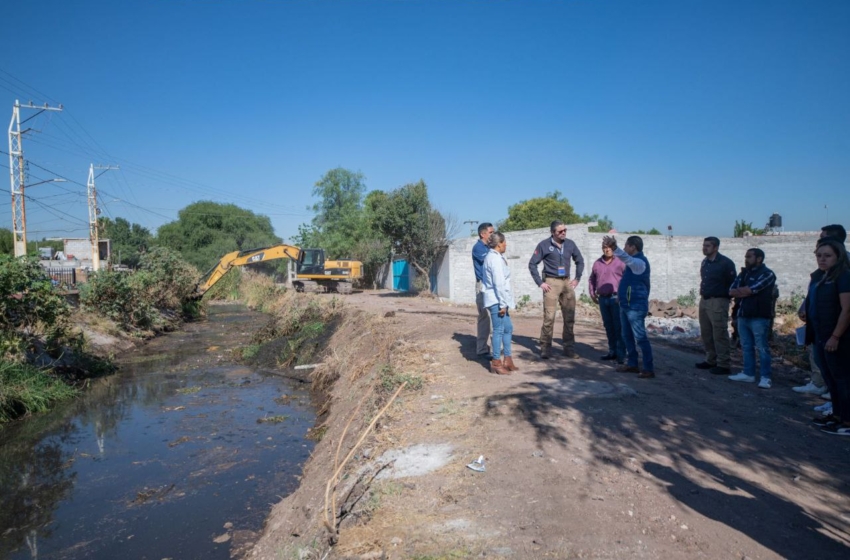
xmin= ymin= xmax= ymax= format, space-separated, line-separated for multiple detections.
xmin=192 ymin=244 xmax=304 ymax=298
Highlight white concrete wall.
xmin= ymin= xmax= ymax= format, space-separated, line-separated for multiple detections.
xmin=443 ymin=225 xmax=825 ymax=305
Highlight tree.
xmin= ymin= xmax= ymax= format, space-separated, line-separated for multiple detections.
xmin=628 ymin=228 xmax=663 ymax=235
xmin=294 ymin=168 xmax=393 ymax=286
xmin=581 ymin=213 xmax=615 ymax=233
xmin=0 ymin=229 xmax=13 ymax=256
xmin=294 ymin=168 xmax=368 ymax=259
xmin=499 ymin=191 xmax=581 ymax=232
xmin=499 ymin=191 xmax=615 ymax=233
xmin=156 ymin=201 xmax=281 ymax=271
xmin=733 ymin=220 xmax=765 ymax=238
xmin=98 ymin=217 xmax=154 ymax=268
xmin=367 ymin=180 xmax=448 ymax=292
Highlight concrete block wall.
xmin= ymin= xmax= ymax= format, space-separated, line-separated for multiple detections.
xmin=444 ymin=226 xmax=824 ymax=305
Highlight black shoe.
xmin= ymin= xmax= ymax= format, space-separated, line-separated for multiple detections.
xmin=638 ymin=369 xmax=656 ymax=379
xmin=709 ymin=366 xmax=731 ymax=375
xmin=600 ymin=353 xmax=617 ymax=361
xmin=813 ymin=415 xmax=840 ymax=427
xmin=695 ymin=361 xmax=715 ymax=370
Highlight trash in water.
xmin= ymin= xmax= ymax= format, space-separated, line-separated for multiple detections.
xmin=467 ymin=455 xmax=485 ymax=472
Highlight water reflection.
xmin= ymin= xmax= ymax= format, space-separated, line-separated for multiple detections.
xmin=0 ymin=305 xmax=315 ymax=559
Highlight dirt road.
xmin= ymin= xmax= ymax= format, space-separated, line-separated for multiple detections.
xmin=325 ymin=291 xmax=850 ymax=559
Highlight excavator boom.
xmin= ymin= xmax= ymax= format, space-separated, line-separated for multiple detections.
xmin=193 ymin=244 xmax=304 ymax=298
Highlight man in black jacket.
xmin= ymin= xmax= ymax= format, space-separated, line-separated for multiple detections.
xmin=727 ymin=248 xmax=777 ymax=389
xmin=696 ymin=237 xmax=737 ymax=375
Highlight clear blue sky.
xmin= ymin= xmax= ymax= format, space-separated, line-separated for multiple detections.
xmin=3 ymin=0 xmax=848 ymax=242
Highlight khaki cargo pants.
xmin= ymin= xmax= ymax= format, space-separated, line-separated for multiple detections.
xmin=699 ymin=297 xmax=732 ymax=369
xmin=540 ymin=277 xmax=576 ymax=351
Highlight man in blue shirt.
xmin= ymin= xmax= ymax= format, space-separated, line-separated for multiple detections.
xmin=472 ymin=222 xmax=494 ymax=358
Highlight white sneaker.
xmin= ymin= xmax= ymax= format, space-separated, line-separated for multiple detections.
xmin=821 ymin=392 xmax=832 ymax=400
xmin=728 ymin=372 xmax=756 ymax=383
xmin=792 ymin=381 xmax=826 ymax=394
xmin=815 ymin=402 xmax=833 ymax=415
xmin=758 ymin=378 xmax=772 ymax=389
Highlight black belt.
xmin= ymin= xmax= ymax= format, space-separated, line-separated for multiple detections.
xmin=544 ymin=275 xmax=568 ymax=280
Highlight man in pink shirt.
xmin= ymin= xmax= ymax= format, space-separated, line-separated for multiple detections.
xmin=588 ymin=241 xmax=626 ymax=364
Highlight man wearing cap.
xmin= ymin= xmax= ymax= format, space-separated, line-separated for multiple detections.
xmin=528 ymin=220 xmax=585 ymax=359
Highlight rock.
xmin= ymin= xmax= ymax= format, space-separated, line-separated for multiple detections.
xmin=223 ymin=522 xmax=233 ymax=529
xmin=213 ymin=533 xmax=231 ymax=544
xmin=531 ymin=450 xmax=544 ymax=458
xmin=390 ymin=536 xmax=403 ymax=546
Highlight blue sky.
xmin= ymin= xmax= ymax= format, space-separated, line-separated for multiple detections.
xmin=2 ymin=0 xmax=848 ymax=242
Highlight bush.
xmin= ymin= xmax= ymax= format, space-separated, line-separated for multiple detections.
xmin=205 ymin=266 xmax=242 ymax=301
xmin=80 ymin=270 xmax=155 ymax=329
xmin=0 ymin=255 xmax=71 ymax=359
xmin=676 ymin=289 xmax=697 ymax=308
xmin=80 ymin=247 xmax=201 ymax=331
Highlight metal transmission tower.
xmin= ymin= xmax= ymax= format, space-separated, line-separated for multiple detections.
xmin=87 ymin=164 xmax=119 ymax=271
xmin=8 ymin=100 xmax=62 ymax=256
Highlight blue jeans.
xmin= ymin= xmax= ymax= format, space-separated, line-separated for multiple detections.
xmin=738 ymin=317 xmax=771 ymax=379
xmin=488 ymin=305 xmax=513 ymax=359
xmin=620 ymin=306 xmax=653 ymax=372
xmin=598 ymin=295 xmax=624 ymax=361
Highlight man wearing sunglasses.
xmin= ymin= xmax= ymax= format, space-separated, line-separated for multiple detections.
xmin=528 ymin=220 xmax=585 ymax=359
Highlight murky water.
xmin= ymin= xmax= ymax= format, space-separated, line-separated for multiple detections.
xmin=0 ymin=304 xmax=315 ymax=560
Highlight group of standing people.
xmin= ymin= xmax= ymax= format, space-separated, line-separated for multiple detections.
xmin=472 ymin=221 xmax=656 ymax=378
xmin=472 ymin=221 xmax=850 ymax=435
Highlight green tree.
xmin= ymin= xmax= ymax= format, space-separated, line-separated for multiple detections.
xmin=298 ymin=168 xmax=367 ymax=259
xmin=295 ymin=168 xmax=393 ymax=286
xmin=500 ymin=191 xmax=581 ymax=232
xmin=98 ymin=217 xmax=154 ymax=268
xmin=628 ymin=228 xmax=663 ymax=235
xmin=733 ymin=219 xmax=765 ymax=237
xmin=581 ymin=213 xmax=615 ymax=233
xmin=0 ymin=229 xmax=14 ymax=256
xmin=367 ymin=180 xmax=448 ymax=292
xmin=156 ymin=201 xmax=281 ymax=271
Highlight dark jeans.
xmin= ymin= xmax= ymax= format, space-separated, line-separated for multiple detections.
xmin=815 ymin=339 xmax=850 ymax=422
xmin=621 ymin=306 xmax=654 ymax=372
xmin=598 ymin=295 xmax=624 ymax=361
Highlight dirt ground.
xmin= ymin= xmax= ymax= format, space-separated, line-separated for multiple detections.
xmin=253 ymin=290 xmax=850 ymax=560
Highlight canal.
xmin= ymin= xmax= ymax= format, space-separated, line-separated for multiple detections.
xmin=0 ymin=304 xmax=315 ymax=559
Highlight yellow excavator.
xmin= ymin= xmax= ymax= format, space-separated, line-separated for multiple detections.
xmin=192 ymin=244 xmax=363 ymax=298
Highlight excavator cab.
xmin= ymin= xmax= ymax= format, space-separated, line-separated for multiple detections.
xmin=296 ymin=248 xmax=326 ymax=276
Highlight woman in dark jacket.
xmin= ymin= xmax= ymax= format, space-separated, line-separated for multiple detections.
xmin=802 ymin=238 xmax=850 ymax=435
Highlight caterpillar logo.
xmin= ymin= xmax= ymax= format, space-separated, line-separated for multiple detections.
xmin=248 ymin=252 xmax=265 ymax=263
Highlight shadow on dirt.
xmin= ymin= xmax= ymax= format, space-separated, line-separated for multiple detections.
xmin=644 ymin=455 xmax=850 ymax=559
xmin=486 ymin=347 xmax=850 ymax=558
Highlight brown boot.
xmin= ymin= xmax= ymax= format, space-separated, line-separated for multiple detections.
xmin=504 ymin=356 xmax=519 ymax=372
xmin=490 ymin=359 xmax=511 ymax=375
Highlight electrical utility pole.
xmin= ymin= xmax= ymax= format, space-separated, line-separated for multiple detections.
xmin=8 ymin=100 xmax=62 ymax=256
xmin=463 ymin=220 xmax=478 ymax=237
xmin=87 ymin=164 xmax=118 ymax=271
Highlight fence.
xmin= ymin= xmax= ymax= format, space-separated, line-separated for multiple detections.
xmin=44 ymin=267 xmax=77 ymax=289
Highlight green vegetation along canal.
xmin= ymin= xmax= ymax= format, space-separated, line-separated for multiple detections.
xmin=0 ymin=304 xmax=316 ymax=559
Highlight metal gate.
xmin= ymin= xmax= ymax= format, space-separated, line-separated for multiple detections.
xmin=392 ymin=259 xmax=410 ymax=292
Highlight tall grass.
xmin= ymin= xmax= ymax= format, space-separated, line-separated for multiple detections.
xmin=0 ymin=361 xmax=78 ymax=423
